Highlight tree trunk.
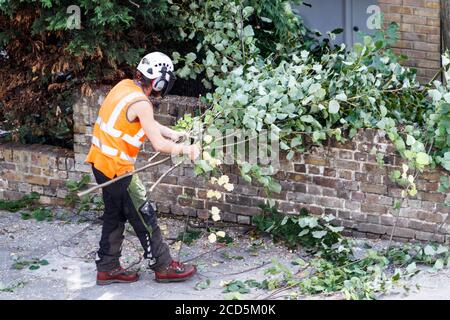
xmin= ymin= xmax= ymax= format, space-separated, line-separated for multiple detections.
xmin=442 ymin=0 xmax=450 ymax=52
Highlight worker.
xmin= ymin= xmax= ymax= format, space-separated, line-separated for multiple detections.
xmin=85 ymin=52 xmax=200 ymax=285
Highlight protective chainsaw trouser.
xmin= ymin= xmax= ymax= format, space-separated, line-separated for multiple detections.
xmin=92 ymin=166 xmax=172 ymax=272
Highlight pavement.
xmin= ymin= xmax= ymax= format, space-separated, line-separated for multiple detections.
xmin=0 ymin=208 xmax=449 ymax=300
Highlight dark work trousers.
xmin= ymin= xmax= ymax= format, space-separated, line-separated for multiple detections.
xmin=92 ymin=166 xmax=172 ymax=272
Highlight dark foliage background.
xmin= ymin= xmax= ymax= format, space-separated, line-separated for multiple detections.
xmin=0 ymin=0 xmax=319 ymax=148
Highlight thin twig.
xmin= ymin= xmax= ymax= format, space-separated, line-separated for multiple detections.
xmin=182 ymin=246 xmax=224 ymax=263
xmin=177 ymin=212 xmax=191 ymax=262
xmin=149 ymin=160 xmax=183 ymax=193
xmin=187 ymin=220 xmax=254 ymax=230
xmin=77 ymin=157 xmax=170 ymax=197
xmin=262 ymin=282 xmax=300 ymax=300
xmin=147 ymin=152 xmax=161 ymax=163
xmin=222 ymin=261 xmax=271 ymax=276
xmin=388 ymin=208 xmax=400 ymax=249
xmin=128 ymin=0 xmax=140 ymax=8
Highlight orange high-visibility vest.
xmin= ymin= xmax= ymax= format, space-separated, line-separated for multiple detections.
xmin=85 ymin=79 xmax=149 ymax=179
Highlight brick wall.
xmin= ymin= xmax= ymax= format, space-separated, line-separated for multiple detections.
xmin=0 ymin=143 xmax=73 ymax=205
xmin=1 ymin=92 xmax=449 ymax=243
xmin=72 ymin=92 xmax=448 ymax=243
xmin=379 ymin=0 xmax=441 ymax=83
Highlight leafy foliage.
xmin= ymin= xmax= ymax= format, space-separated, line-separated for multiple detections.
xmin=0 ymin=0 xmax=315 ymax=147
xmin=0 ymin=0 xmax=183 ymax=147
xmin=20 ymin=207 xmax=53 ymax=222
xmin=0 ymin=192 xmax=40 ymax=212
xmin=11 ymin=257 xmax=49 ymax=271
xmin=0 ymin=281 xmax=26 ymax=293
xmin=171 ymin=0 xmax=325 ymax=89
xmin=65 ymin=174 xmax=104 ymax=214
xmin=194 ymin=278 xmax=211 ymax=290
xmin=253 ymin=205 xmax=345 ymax=261
xmin=176 ymin=228 xmax=202 ymax=245
xmin=250 ymin=206 xmax=450 ymax=300
xmin=222 ymin=280 xmax=251 ymax=294
xmin=174 ymin=11 xmax=450 ymax=193
xmin=0 ymin=191 xmax=61 ymax=222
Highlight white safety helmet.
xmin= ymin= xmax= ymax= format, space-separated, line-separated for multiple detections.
xmin=137 ymin=52 xmax=176 ymax=97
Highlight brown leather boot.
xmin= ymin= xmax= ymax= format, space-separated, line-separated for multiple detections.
xmin=154 ymin=260 xmax=197 ymax=283
xmin=97 ymin=267 xmax=139 ymax=285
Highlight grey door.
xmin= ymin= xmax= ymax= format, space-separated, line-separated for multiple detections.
xmin=351 ymin=0 xmax=380 ymax=44
xmin=293 ymin=0 xmax=380 ymax=48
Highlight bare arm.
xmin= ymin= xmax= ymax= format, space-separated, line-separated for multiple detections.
xmin=130 ymin=101 xmax=195 ymax=158
xmin=157 ymin=122 xmax=185 ymax=142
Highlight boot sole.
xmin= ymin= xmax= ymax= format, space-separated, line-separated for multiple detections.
xmin=96 ymin=279 xmax=139 ymax=286
xmin=155 ymin=271 xmax=196 ymax=283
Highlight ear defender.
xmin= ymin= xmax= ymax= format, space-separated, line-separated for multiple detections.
xmin=152 ymin=76 xmax=167 ymax=92
xmin=151 ymin=66 xmax=170 ymax=93
xmin=137 ymin=53 xmax=175 ymax=97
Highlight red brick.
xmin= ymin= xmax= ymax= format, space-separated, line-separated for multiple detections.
xmin=24 ymin=175 xmax=49 ymax=186
xmin=304 ymin=154 xmax=329 ymax=166
xmin=312 ymin=176 xmax=339 ymax=188
xmin=361 ymin=203 xmax=388 ymax=215
xmin=403 ymin=0 xmax=424 ymax=6
xmin=323 ymin=168 xmax=336 ymax=177
xmin=361 ymin=183 xmax=387 ymax=195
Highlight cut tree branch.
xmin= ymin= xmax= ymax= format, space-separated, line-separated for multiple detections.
xmin=149 ymin=160 xmax=184 ymax=193
xmin=77 ymin=156 xmax=170 ymax=197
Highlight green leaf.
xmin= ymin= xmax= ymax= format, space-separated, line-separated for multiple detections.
xmin=415 ymin=152 xmax=430 ymax=166
xmin=268 ymin=180 xmax=282 ymax=193
xmin=391 ymin=170 xmax=401 ymax=180
xmin=291 ymin=136 xmax=302 ymax=148
xmin=406 ymin=135 xmax=416 ymax=146
xmin=260 ymin=16 xmax=272 ymax=23
xmin=380 ymin=105 xmax=388 ymax=117
xmin=434 ymin=259 xmax=444 ymax=270
xmin=313 ymin=131 xmax=326 ymax=142
xmin=298 ymin=229 xmax=309 ymax=237
xmin=243 ymin=25 xmax=254 ymax=37
xmin=300 ymin=115 xmax=315 ymax=123
xmin=38 ymin=260 xmax=49 ymax=266
xmin=197 ymin=160 xmax=213 ymax=172
xmin=406 ymin=262 xmax=417 ymax=274
xmin=408 ymin=188 xmax=417 ymax=197
xmin=438 ymin=152 xmax=450 ymax=171
xmin=392 ymin=272 xmax=401 ymax=281
xmin=185 ymin=52 xmax=197 ymax=64
xmin=328 ymin=226 xmax=344 ymax=233
xmin=424 ymin=245 xmax=435 ymax=256
xmin=335 ymin=93 xmax=347 ymax=101
xmin=240 ymin=162 xmax=252 ymax=174
xmin=328 ymin=100 xmax=340 ymax=114
xmin=435 ymin=245 xmax=448 ymax=255
xmin=21 ymin=213 xmax=31 ymax=220
xmin=428 ymin=89 xmax=442 ymax=102
xmin=172 ymin=51 xmax=181 ymax=63
xmin=312 ymin=230 xmax=327 ymax=239
xmin=195 ymin=279 xmax=211 ymax=290
xmin=224 ymin=292 xmax=242 ymax=300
